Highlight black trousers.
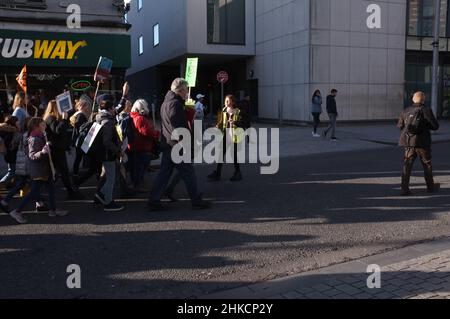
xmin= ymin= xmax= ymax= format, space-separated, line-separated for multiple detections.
xmin=51 ymin=150 xmax=74 ymax=194
xmin=216 ymin=138 xmax=240 ymax=175
xmin=312 ymin=112 xmax=321 ymax=133
xmin=401 ymin=147 xmax=435 ymax=192
xmin=75 ymin=158 xmax=102 ymax=188
xmin=72 ymin=147 xmax=84 ymax=176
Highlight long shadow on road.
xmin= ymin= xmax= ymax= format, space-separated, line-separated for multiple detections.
xmin=1 ymin=144 xmax=450 ymax=298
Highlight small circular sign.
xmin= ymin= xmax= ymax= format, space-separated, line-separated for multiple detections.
xmin=217 ymin=71 xmax=229 ymax=84
xmin=71 ymin=80 xmax=92 ymax=92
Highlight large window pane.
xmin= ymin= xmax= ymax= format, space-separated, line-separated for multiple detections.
xmin=408 ymin=0 xmax=448 ymax=37
xmin=207 ymin=0 xmax=245 ymax=45
xmin=421 ymin=0 xmax=434 ymax=36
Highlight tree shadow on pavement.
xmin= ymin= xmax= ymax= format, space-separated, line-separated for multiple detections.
xmin=0 ymin=230 xmax=314 ymax=298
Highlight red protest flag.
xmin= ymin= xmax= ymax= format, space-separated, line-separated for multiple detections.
xmin=16 ymin=65 xmax=27 ymax=93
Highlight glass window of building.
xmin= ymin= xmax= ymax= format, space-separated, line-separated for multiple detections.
xmin=408 ymin=0 xmax=448 ymax=37
xmin=207 ymin=0 xmax=246 ymax=45
xmin=138 ymin=0 xmax=143 ymax=11
xmin=153 ymin=24 xmax=160 ymax=47
xmin=139 ymin=35 xmax=144 ymax=55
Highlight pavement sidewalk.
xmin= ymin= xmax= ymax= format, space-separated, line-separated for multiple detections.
xmin=205 ymin=237 xmax=450 ymax=299
xmin=264 ymin=120 xmax=450 ymax=158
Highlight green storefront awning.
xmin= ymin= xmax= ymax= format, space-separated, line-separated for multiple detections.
xmin=0 ymin=29 xmax=131 ymax=68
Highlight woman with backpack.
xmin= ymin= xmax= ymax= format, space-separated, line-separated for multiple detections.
xmin=129 ymin=99 xmax=160 ymax=191
xmin=9 ymin=117 xmax=67 ymax=224
xmin=70 ymin=100 xmax=91 ymax=177
xmin=44 ymin=100 xmax=84 ymax=201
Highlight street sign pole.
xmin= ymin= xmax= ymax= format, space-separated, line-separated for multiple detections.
xmin=221 ymin=82 xmax=224 ymax=110
xmin=90 ymin=80 xmax=101 ymax=122
xmin=432 ymin=0 xmax=441 ymax=117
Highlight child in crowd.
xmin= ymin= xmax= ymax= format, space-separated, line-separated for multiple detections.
xmin=9 ymin=117 xmax=67 ymax=224
xmin=0 ymin=117 xmax=48 ymax=214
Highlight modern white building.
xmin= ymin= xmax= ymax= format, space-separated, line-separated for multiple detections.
xmin=126 ymin=0 xmax=450 ymax=122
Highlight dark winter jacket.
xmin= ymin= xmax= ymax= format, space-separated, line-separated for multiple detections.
xmin=71 ymin=112 xmax=88 ymax=145
xmin=398 ymin=104 xmax=439 ymax=149
xmin=96 ymin=110 xmax=121 ymax=162
xmin=27 ymin=130 xmax=51 ymax=181
xmin=326 ymin=95 xmax=337 ymax=114
xmin=0 ymin=123 xmax=20 ymax=164
xmin=160 ymin=91 xmax=189 ymax=149
xmin=45 ymin=116 xmax=70 ymax=152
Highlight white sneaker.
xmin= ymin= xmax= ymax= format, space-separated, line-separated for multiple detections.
xmin=49 ymin=210 xmax=68 ymax=218
xmin=10 ymin=210 xmax=27 ymax=224
xmin=313 ymin=133 xmax=321 ymax=138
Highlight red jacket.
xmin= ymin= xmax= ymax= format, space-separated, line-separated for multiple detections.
xmin=129 ymin=112 xmax=160 ymax=153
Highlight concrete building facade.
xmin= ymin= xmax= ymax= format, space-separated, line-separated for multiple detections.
xmin=251 ymin=0 xmax=407 ymax=122
xmin=126 ymin=0 xmax=447 ymax=122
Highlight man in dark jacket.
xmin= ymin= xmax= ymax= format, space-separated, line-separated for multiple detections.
xmin=95 ymin=100 xmax=124 ymax=212
xmin=148 ymin=78 xmax=210 ymax=211
xmin=323 ymin=89 xmax=338 ymax=140
xmin=398 ymin=91 xmax=440 ymax=196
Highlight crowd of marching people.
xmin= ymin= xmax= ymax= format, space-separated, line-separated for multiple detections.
xmin=0 ymin=75 xmax=442 ymax=225
xmin=0 ymin=78 xmax=251 ymax=224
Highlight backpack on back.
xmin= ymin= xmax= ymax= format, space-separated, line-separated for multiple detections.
xmin=119 ymin=114 xmax=135 ymax=144
xmin=405 ymin=107 xmax=425 ymax=135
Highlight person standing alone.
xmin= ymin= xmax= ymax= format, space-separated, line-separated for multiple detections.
xmin=398 ymin=91 xmax=440 ymax=196
xmin=311 ymin=90 xmax=322 ymax=137
xmin=323 ymin=89 xmax=338 ymax=141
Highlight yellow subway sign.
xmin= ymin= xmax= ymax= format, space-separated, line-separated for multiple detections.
xmin=33 ymin=40 xmax=87 ymax=60
xmin=0 ymin=29 xmax=130 ymax=68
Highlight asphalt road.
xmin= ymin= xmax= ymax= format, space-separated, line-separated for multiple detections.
xmin=1 ymin=143 xmax=450 ymax=298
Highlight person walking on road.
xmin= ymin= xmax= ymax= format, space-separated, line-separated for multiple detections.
xmin=94 ymin=100 xmax=125 ymax=212
xmin=398 ymin=91 xmax=440 ymax=196
xmin=323 ymin=89 xmax=338 ymax=141
xmin=148 ymin=78 xmax=210 ymax=212
xmin=129 ymin=99 xmax=160 ymax=191
xmin=311 ymin=90 xmax=322 ymax=137
xmin=44 ymin=101 xmax=84 ymax=201
xmin=9 ymin=118 xmax=67 ymax=224
xmin=2 ymin=93 xmax=29 ymax=186
xmin=70 ymin=100 xmax=91 ymax=177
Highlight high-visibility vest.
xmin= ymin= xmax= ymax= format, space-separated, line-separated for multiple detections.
xmin=221 ymin=107 xmax=243 ymax=144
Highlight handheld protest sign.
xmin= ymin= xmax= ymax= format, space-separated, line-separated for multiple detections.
xmin=94 ymin=56 xmax=113 ymax=82
xmin=56 ymin=91 xmax=73 ymax=115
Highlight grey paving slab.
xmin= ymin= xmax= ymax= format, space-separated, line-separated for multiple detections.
xmin=205 ymin=238 xmax=450 ymax=300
